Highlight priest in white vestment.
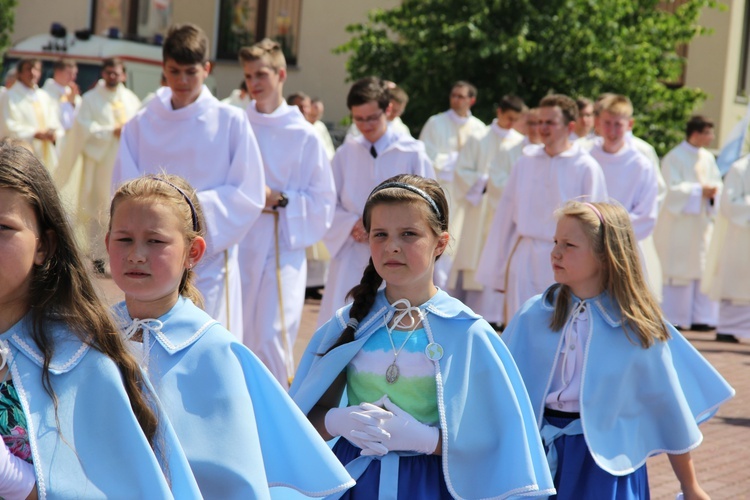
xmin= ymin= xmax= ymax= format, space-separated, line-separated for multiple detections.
xmin=654 ymin=116 xmax=722 ymax=330
xmin=702 ymin=155 xmax=750 ymax=342
xmin=476 ymin=94 xmax=608 ymax=323
xmin=57 ymin=59 xmax=141 ymax=260
xmin=113 ymin=50 xmax=265 ymax=335
xmin=221 ymin=82 xmax=251 ymax=109
xmin=588 ymin=95 xmax=661 ymax=298
xmin=1 ymin=59 xmax=62 ymax=171
xmin=317 ymin=76 xmax=434 ymax=327
xmin=418 ymin=81 xmax=486 ymax=288
xmin=450 ymin=96 xmax=526 ymax=324
xmin=238 ymin=41 xmax=336 ymax=386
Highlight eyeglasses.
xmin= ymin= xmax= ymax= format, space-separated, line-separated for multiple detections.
xmin=352 ymin=110 xmax=384 ymax=124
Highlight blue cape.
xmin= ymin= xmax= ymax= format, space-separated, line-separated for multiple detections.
xmin=0 ymin=316 xmax=201 ymax=499
xmin=113 ymin=297 xmax=354 ymax=499
xmin=290 ymin=289 xmax=555 ymax=499
xmin=502 ymin=286 xmax=736 ymax=475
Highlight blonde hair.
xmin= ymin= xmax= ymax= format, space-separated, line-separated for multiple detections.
xmin=238 ymin=38 xmax=286 ymax=71
xmin=550 ymin=201 xmax=669 ymax=347
xmin=110 ymin=174 xmax=206 ymax=308
xmin=598 ymin=94 xmax=633 ymax=119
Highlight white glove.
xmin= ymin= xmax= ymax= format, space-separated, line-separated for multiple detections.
xmin=378 ymin=396 xmax=439 ymax=455
xmin=0 ymin=441 xmax=36 ymax=500
xmin=325 ymin=403 xmax=392 ymax=456
xmin=465 ymin=174 xmax=489 ymax=206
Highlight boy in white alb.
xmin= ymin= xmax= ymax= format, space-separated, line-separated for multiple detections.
xmin=654 ymin=115 xmax=722 ymax=330
xmin=419 ymin=81 xmax=486 ymax=288
xmin=343 ymin=84 xmax=412 ymax=142
xmin=588 ymin=95 xmax=661 ymax=294
xmin=702 ymin=155 xmax=750 ymax=343
xmin=113 ymin=24 xmax=265 ymax=334
xmin=450 ymin=95 xmax=525 ymax=324
xmin=238 ymin=40 xmax=336 ymax=386
xmin=476 ymin=94 xmax=607 ymax=323
xmin=317 ymin=77 xmax=434 ymax=327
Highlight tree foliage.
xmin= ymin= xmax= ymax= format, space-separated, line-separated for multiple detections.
xmin=0 ymin=0 xmax=17 ymax=75
xmin=337 ymin=0 xmax=722 ymax=156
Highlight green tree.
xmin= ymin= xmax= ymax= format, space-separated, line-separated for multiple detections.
xmin=337 ymin=0 xmax=721 ymax=156
xmin=0 ymin=0 xmax=17 ymax=77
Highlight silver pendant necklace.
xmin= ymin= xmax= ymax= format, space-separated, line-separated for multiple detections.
xmin=384 ymin=298 xmax=423 ymax=384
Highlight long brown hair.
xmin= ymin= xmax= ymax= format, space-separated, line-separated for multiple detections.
xmin=550 ymin=201 xmax=669 ymax=347
xmin=324 ymin=174 xmax=449 ymax=353
xmin=109 ymin=173 xmax=206 ymax=308
xmin=0 ymin=140 xmax=159 ymax=444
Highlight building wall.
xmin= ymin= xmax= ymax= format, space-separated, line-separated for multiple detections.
xmin=685 ymin=0 xmax=747 ymax=147
xmin=8 ymin=0 xmax=749 ymax=133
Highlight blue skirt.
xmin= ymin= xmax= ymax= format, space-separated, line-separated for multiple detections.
xmin=332 ymin=438 xmax=452 ymax=499
xmin=546 ymin=414 xmax=650 ymax=500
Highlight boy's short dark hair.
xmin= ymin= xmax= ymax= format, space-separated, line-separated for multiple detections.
xmin=53 ymin=58 xmax=77 ymax=72
xmin=575 ymin=97 xmax=593 ymax=111
xmin=17 ymin=58 xmax=40 ymax=74
xmin=102 ymin=57 xmax=124 ymax=70
xmin=346 ymin=77 xmax=390 ymax=111
xmin=287 ymin=91 xmax=310 ymax=105
xmin=498 ymin=94 xmax=525 ymax=113
xmin=452 ymin=80 xmax=477 ymax=98
xmin=539 ymin=94 xmax=579 ymax=123
xmin=686 ymin=115 xmax=714 ymax=139
xmin=163 ymin=24 xmax=209 ymax=65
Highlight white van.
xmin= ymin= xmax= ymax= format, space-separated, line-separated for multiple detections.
xmin=2 ymin=31 xmax=216 ymax=99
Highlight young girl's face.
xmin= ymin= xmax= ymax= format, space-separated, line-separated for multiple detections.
xmin=369 ymin=202 xmax=448 ymax=305
xmin=551 ymin=215 xmax=604 ymax=299
xmin=107 ymin=198 xmax=201 ymax=316
xmin=0 ymin=188 xmax=47 ymax=332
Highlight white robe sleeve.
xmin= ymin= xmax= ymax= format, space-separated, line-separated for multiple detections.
xmin=196 ymin=116 xmax=265 ymax=256
xmin=629 ymin=156 xmax=660 ymax=240
xmin=324 ymin=151 xmax=361 ymax=258
xmin=280 ymin=134 xmax=336 ymax=250
xmin=2 ymin=96 xmax=37 ymax=142
xmin=661 ymin=153 xmax=704 ymax=215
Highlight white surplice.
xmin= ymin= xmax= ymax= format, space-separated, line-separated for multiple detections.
xmin=221 ymin=88 xmax=251 ymax=110
xmin=476 ymin=142 xmax=608 ymax=323
xmin=450 ymin=121 xmax=524 ymax=321
xmin=240 ymin=101 xmax=336 ymax=387
xmin=317 ymin=129 xmax=435 ymax=327
xmin=654 ymin=141 xmax=722 ymax=326
xmin=702 ymin=156 xmax=750 ymax=337
xmin=112 ymin=85 xmax=265 ymax=334
xmin=589 ymin=138 xmax=662 ymax=298
xmin=1 ymin=82 xmax=62 ymax=171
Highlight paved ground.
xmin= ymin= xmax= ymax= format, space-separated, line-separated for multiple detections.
xmin=98 ymin=278 xmax=749 ymax=498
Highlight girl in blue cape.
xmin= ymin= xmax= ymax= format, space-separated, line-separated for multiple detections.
xmin=502 ymin=201 xmax=735 ymax=500
xmin=289 ymin=174 xmax=555 ymax=499
xmin=107 ymin=174 xmax=354 ymax=499
xmin=0 ymin=140 xmax=199 ymax=499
